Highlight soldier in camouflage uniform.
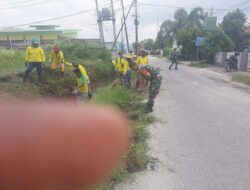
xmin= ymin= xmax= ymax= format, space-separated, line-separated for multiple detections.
xmin=125 ymin=55 xmax=162 ymax=113
xmin=169 ymin=48 xmax=178 ymax=70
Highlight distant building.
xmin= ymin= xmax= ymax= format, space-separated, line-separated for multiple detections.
xmin=0 ymin=25 xmax=80 ymax=49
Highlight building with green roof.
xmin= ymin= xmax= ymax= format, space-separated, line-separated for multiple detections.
xmin=0 ymin=25 xmax=80 ymax=49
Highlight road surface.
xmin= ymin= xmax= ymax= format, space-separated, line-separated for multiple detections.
xmin=117 ymin=57 xmax=250 ymax=190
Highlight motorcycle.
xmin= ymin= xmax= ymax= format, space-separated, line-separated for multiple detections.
xmin=225 ymin=53 xmax=240 ymax=72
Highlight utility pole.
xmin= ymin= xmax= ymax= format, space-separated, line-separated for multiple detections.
xmin=110 ymin=0 xmax=117 ymax=51
xmin=134 ymin=0 xmax=139 ymax=55
xmin=95 ymin=0 xmax=105 ymax=46
xmin=121 ymin=0 xmax=130 ymax=52
xmin=111 ymin=1 xmax=134 ymax=50
xmin=121 ymin=18 xmax=124 ymax=52
xmin=157 ymin=18 xmax=159 ymax=34
xmin=210 ymin=7 xmax=214 ymax=16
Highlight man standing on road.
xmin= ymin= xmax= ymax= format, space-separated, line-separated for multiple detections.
xmin=125 ymin=55 xmax=162 ymax=113
xmin=23 ymin=38 xmax=45 ymax=85
xmin=169 ymin=48 xmax=178 ymax=70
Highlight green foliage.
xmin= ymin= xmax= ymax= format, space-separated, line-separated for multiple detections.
xmin=176 ymin=27 xmax=201 ymax=60
xmin=143 ymin=39 xmax=155 ymax=51
xmin=0 ymin=44 xmax=115 ymax=98
xmin=200 ymin=29 xmax=234 ymax=63
xmin=155 ymin=20 xmax=175 ymax=49
xmin=0 ymin=49 xmax=25 ymax=74
xmin=233 ymin=73 xmax=250 ymax=86
xmin=155 ymin=7 xmax=205 ymax=49
xmin=163 ymin=47 xmax=172 ymax=56
xmin=58 ymin=43 xmax=111 ymax=62
xmin=222 ymin=9 xmax=247 ymax=50
xmin=94 ymin=86 xmax=155 ymax=188
xmin=93 ymin=86 xmax=134 ymax=108
xmin=189 ymin=61 xmax=209 ymax=68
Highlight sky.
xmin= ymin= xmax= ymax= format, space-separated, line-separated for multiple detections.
xmin=0 ymin=0 xmax=250 ymax=43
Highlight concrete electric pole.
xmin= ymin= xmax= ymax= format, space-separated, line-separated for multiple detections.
xmin=110 ymin=0 xmax=117 ymax=50
xmin=134 ymin=0 xmax=139 ymax=55
xmin=95 ymin=0 xmax=105 ymax=46
xmin=95 ymin=0 xmax=117 ymax=49
xmin=121 ymin=0 xmax=130 ymax=52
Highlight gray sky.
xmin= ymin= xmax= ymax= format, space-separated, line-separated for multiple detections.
xmin=0 ymin=0 xmax=249 ymax=43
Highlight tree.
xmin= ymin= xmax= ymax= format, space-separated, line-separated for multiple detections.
xmin=222 ymin=9 xmax=247 ymax=50
xmin=155 ymin=7 xmax=205 ymax=50
xmin=155 ymin=20 xmax=175 ymax=49
xmin=200 ymin=29 xmax=235 ymax=63
xmin=176 ymin=27 xmax=202 ymax=60
xmin=143 ymin=39 xmax=155 ymax=51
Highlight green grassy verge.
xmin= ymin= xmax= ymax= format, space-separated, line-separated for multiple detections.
xmin=233 ymin=73 xmax=250 ymax=86
xmin=0 ymin=49 xmax=25 ymax=75
xmin=93 ymin=86 xmax=156 ymax=189
xmin=189 ymin=61 xmax=209 ymax=68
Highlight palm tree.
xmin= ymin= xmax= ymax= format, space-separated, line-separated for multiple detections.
xmin=156 ymin=20 xmax=175 ymax=48
xmin=188 ymin=7 xmax=205 ymax=31
xmin=156 ymin=7 xmax=205 ymax=48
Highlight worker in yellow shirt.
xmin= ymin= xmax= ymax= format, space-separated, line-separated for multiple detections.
xmin=136 ymin=49 xmax=149 ymax=91
xmin=23 ymin=38 xmax=45 ymax=85
xmin=49 ymin=45 xmax=65 ymax=76
xmin=136 ymin=49 xmax=149 ymax=65
xmin=123 ymin=54 xmax=132 ymax=88
xmin=115 ymin=52 xmax=127 ymax=85
xmin=70 ymin=60 xmax=92 ymax=99
xmin=73 ymin=68 xmax=89 ymax=100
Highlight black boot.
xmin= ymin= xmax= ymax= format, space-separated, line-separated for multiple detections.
xmin=145 ymin=103 xmax=153 ymax=113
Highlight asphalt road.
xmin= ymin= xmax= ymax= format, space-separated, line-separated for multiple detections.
xmin=117 ymin=57 xmax=250 ymax=190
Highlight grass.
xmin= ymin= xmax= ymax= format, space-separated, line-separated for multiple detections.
xmin=189 ymin=61 xmax=209 ymax=68
xmin=0 ymin=49 xmax=25 ymax=75
xmin=0 ymin=47 xmax=115 ymax=98
xmin=93 ymin=86 xmax=156 ymax=189
xmin=233 ymin=73 xmax=250 ymax=86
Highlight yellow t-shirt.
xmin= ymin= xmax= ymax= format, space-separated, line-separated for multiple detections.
xmin=137 ymin=56 xmax=149 ymax=65
xmin=76 ymin=75 xmax=88 ymax=94
xmin=65 ymin=62 xmax=89 ymax=82
xmin=50 ymin=51 xmax=64 ymax=70
xmin=26 ymin=46 xmax=45 ymax=63
xmin=78 ymin=64 xmax=89 ymax=82
xmin=115 ymin=58 xmax=129 ymax=74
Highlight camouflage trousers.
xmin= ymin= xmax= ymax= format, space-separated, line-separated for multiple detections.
xmin=147 ymin=75 xmax=162 ymax=107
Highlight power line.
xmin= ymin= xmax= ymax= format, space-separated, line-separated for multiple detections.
xmin=0 ymin=2 xmax=132 ymax=29
xmin=0 ymin=8 xmax=95 ymax=28
xmin=138 ymin=2 xmax=230 ymax=12
xmin=0 ymin=0 xmax=59 ymax=10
